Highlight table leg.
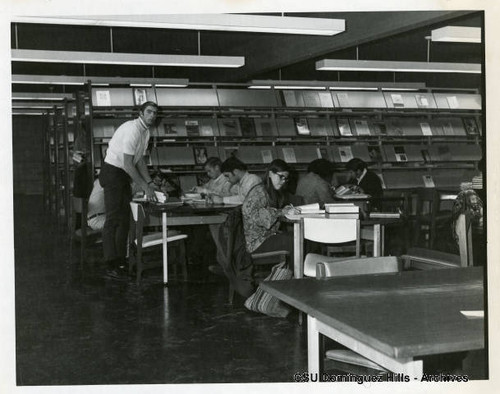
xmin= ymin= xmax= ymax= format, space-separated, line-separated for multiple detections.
xmin=373 ymin=224 xmax=381 ymax=257
xmin=162 ymin=212 xmax=168 ymax=285
xmin=307 ymin=315 xmax=321 ymax=376
xmin=293 ymin=221 xmax=304 ymax=279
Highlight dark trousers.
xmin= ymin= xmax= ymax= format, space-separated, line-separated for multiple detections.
xmin=252 ymin=232 xmax=294 ymax=266
xmin=99 ymin=163 xmax=132 ymax=267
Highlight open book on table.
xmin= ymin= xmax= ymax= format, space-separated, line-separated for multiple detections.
xmin=334 ymin=185 xmax=371 ymax=199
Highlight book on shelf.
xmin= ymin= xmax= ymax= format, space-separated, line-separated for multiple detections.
xmin=185 ymin=120 xmax=200 ymax=137
xmin=260 ymin=149 xmax=273 ymax=164
xmin=422 ymin=175 xmax=436 ymax=188
xmin=282 ymin=90 xmax=299 ymax=107
xmin=391 ymin=94 xmax=405 ymax=107
xmin=95 ymin=90 xmax=111 ymax=106
xmin=371 ymin=122 xmax=387 ymax=136
xmin=239 ymin=117 xmax=256 ymax=137
xmin=463 ymin=118 xmax=479 ymax=135
xmin=419 ymin=122 xmax=433 ymax=136
xmin=437 ymin=145 xmax=452 ymax=161
xmin=200 ymin=124 xmax=214 ymax=137
xmin=221 ymin=119 xmax=240 ymax=136
xmin=415 ymin=94 xmax=430 ymax=108
xmin=282 ymin=147 xmax=297 ymax=163
xmin=193 ymin=147 xmax=208 ymax=165
xmin=354 ymin=119 xmax=371 ymax=136
xmin=337 ymin=119 xmax=353 ymax=136
xmin=163 ymin=122 xmax=179 ymax=136
xmin=317 ymin=147 xmax=329 ymax=160
xmin=338 ymin=146 xmax=353 ymax=162
xmin=368 ymin=146 xmax=382 ymax=162
xmin=394 ymin=146 xmax=408 ymax=162
xmin=447 ymin=96 xmax=459 ymax=109
xmin=294 ymin=118 xmax=311 ymax=136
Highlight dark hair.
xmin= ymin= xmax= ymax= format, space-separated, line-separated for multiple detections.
xmin=265 ymin=159 xmax=291 ymax=208
xmin=204 ymin=157 xmax=222 ymax=169
xmin=221 ymin=156 xmax=247 ymax=173
xmin=346 ymin=158 xmax=367 ymax=172
xmin=308 ymin=158 xmax=335 ymax=181
xmin=139 ymin=101 xmax=159 ymax=113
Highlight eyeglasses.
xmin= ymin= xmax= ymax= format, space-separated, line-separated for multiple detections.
xmin=273 ymin=171 xmax=289 ymax=182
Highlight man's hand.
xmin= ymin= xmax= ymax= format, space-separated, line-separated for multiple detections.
xmin=145 ymin=184 xmax=158 ymax=202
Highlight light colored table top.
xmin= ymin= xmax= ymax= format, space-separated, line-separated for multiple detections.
xmin=261 ymin=267 xmax=484 ymax=359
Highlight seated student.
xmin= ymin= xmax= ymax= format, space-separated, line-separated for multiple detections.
xmin=208 ymin=157 xmax=262 ymax=205
xmin=151 ymin=170 xmax=181 ymax=198
xmin=345 ymin=157 xmax=383 ymax=199
xmin=242 ymin=159 xmax=298 ymax=259
xmin=192 ymin=157 xmax=233 ymax=197
xmin=295 ymin=158 xmax=336 ymax=205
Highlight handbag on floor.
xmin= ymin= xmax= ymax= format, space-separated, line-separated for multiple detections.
xmin=244 ymin=261 xmax=292 ymax=318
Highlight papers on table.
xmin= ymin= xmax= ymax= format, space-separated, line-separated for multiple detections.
xmin=460 ymin=310 xmax=484 ymax=319
xmin=296 ymin=203 xmax=325 ymax=214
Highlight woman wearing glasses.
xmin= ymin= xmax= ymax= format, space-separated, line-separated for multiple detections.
xmin=241 ymin=159 xmax=298 ymax=259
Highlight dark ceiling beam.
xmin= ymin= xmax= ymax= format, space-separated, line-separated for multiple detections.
xmin=220 ymin=11 xmax=477 ymax=82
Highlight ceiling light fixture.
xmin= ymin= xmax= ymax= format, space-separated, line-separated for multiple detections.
xmin=12 ymin=49 xmax=245 ymax=68
xmin=248 ymin=80 xmax=426 ymax=91
xmin=431 ymin=26 xmax=481 ymax=43
xmin=12 ymin=74 xmax=190 ymax=87
xmin=12 ymin=92 xmax=74 ymax=100
xmin=13 ymin=14 xmax=346 ymax=36
xmin=316 ymin=59 xmax=480 ymax=74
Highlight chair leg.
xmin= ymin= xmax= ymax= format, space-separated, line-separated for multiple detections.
xmin=228 ymin=285 xmax=234 ymax=305
xmin=136 ymin=244 xmax=142 ymax=284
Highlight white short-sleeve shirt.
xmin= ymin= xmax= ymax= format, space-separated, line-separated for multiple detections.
xmin=104 ymin=117 xmax=150 ymax=169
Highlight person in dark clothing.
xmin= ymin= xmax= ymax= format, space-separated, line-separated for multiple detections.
xmin=345 ymin=158 xmax=383 ymax=208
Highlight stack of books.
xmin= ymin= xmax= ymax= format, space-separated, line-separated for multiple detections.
xmin=324 ymin=203 xmax=360 ymax=219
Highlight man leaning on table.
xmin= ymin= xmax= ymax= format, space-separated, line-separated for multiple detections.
xmin=207 ymin=156 xmax=262 ymax=205
xmin=99 ymin=101 xmax=160 ymax=280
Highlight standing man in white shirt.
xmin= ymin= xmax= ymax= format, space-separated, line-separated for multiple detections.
xmin=99 ymin=101 xmax=160 ymax=279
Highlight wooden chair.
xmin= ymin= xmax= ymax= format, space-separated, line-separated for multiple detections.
xmin=315 ymin=256 xmax=400 ymax=375
xmin=72 ymin=196 xmax=101 ymax=263
xmin=401 ymin=213 xmax=473 ymax=270
xmin=302 ymin=216 xmax=360 ymax=277
xmin=412 ymin=188 xmax=452 ymax=248
xmin=129 ymin=202 xmax=188 ymax=283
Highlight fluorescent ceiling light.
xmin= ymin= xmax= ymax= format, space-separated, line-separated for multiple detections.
xmin=13 ymin=14 xmax=346 ymax=36
xmin=431 ymin=26 xmax=481 ymax=43
xmin=12 ymin=92 xmax=74 ymax=100
xmin=316 ymin=59 xmax=481 ymax=74
xmin=12 ymin=74 xmax=189 ymax=87
xmin=248 ymin=80 xmax=426 ymax=91
xmin=12 ymin=49 xmax=245 ymax=68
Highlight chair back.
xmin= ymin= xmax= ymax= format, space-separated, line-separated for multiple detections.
xmin=316 ymin=256 xmax=400 ymax=279
xmin=129 ymin=201 xmax=145 ymax=223
xmin=302 ymin=217 xmax=360 ymax=244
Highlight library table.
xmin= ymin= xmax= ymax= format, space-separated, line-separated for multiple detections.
xmin=284 ymin=212 xmax=400 ymax=278
xmin=143 ymin=201 xmax=240 ymax=284
xmin=261 ymin=267 xmax=484 ymax=377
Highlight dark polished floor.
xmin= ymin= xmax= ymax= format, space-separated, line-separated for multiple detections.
xmin=14 ymin=195 xmax=308 ymax=385
xmin=14 ymin=195 xmax=487 ymax=387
